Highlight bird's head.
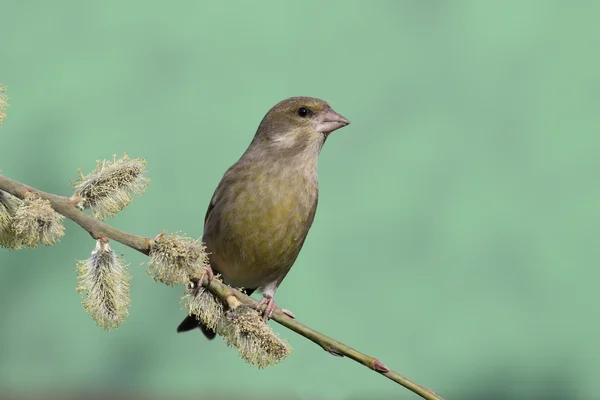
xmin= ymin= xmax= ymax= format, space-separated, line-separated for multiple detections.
xmin=251 ymin=97 xmax=350 ymax=157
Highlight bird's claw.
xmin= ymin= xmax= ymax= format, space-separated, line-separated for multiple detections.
xmin=256 ymin=296 xmax=277 ymax=322
xmin=192 ymin=266 xmax=214 ymax=295
xmin=202 ymin=266 xmax=214 ymax=285
xmin=256 ymin=297 xmax=296 ymax=321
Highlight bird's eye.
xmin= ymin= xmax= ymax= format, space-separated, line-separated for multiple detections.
xmin=297 ymin=107 xmax=311 ymax=118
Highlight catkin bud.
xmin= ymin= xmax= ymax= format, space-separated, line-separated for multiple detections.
xmin=0 ymin=190 xmax=24 ymax=249
xmin=12 ymin=195 xmax=64 ymax=248
xmin=148 ymin=233 xmax=208 ymax=286
xmin=0 ymin=84 xmax=8 ymax=126
xmin=0 ymin=190 xmax=22 ymax=214
xmin=76 ymin=240 xmax=131 ymax=330
xmin=0 ymin=200 xmax=18 ymax=248
xmin=218 ymin=305 xmax=291 ymax=368
xmin=71 ymin=154 xmax=149 ymax=220
xmin=0 ymin=202 xmax=10 ymax=231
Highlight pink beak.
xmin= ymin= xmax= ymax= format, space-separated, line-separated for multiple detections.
xmin=316 ymin=108 xmax=350 ymax=134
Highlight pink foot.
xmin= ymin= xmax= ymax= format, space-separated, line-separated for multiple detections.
xmin=256 ymin=297 xmax=296 ymax=321
xmin=192 ymin=266 xmax=214 ymax=295
xmin=256 ymin=296 xmax=277 ymax=321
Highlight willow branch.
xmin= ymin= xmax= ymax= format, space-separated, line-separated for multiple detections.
xmin=0 ymin=175 xmax=151 ymax=254
xmin=0 ymin=174 xmax=443 ymax=400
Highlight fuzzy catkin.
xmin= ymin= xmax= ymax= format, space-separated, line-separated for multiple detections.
xmin=76 ymin=241 xmax=131 ymax=330
xmin=72 ymin=154 xmax=149 ymax=220
xmin=148 ymin=233 xmax=208 ymax=286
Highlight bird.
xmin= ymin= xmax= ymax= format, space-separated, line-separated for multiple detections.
xmin=177 ymin=96 xmax=350 ymax=339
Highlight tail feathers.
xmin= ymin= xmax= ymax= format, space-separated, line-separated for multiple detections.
xmin=176 ymin=315 xmax=216 ymax=340
xmin=176 ymin=315 xmax=199 ymax=333
xmin=198 ymin=322 xmax=217 ymax=340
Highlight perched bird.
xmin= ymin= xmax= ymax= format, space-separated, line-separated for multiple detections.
xmin=177 ymin=96 xmax=350 ymax=339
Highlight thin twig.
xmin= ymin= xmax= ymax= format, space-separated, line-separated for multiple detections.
xmin=0 ymin=174 xmax=444 ymax=400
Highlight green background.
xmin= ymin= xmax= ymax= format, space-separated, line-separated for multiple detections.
xmin=1 ymin=1 xmax=598 ymax=399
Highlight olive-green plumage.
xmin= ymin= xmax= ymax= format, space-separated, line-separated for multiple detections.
xmin=178 ymin=96 xmax=349 ymax=338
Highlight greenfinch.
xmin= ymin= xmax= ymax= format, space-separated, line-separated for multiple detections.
xmin=178 ymin=97 xmax=350 ymax=338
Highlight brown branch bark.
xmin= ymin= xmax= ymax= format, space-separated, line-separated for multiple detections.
xmin=0 ymin=174 xmax=444 ymax=400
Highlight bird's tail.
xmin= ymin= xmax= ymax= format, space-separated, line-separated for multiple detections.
xmin=176 ymin=315 xmax=217 ymax=339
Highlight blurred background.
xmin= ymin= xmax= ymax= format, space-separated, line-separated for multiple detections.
xmin=1 ymin=1 xmax=598 ymax=399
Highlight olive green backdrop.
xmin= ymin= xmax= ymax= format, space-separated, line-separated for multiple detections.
xmin=1 ymin=1 xmax=598 ymax=399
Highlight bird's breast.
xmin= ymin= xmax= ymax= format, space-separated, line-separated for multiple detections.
xmin=205 ymin=165 xmax=318 ymax=289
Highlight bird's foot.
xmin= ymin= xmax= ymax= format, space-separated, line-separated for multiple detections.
xmin=256 ymin=296 xmax=277 ymax=321
xmin=256 ymin=296 xmax=296 ymax=321
xmin=192 ymin=265 xmax=214 ymax=295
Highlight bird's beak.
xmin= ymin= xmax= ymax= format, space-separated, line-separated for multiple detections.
xmin=316 ymin=108 xmax=350 ymax=134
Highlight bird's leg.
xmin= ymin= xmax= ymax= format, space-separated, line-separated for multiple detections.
xmin=256 ymin=283 xmax=278 ymax=321
xmin=256 ymin=283 xmax=296 ymax=321
xmin=255 ymin=296 xmax=296 ymax=321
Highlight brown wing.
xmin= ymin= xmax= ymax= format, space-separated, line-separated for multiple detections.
xmin=203 ymin=166 xmax=238 ymax=226
xmin=204 ymin=195 xmax=216 ymax=225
